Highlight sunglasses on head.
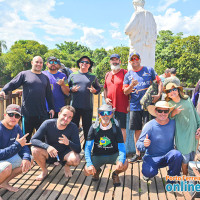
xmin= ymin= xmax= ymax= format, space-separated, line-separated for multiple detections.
xmin=130 ymin=57 xmax=139 ymax=61
xmin=156 ymin=109 xmax=170 ymax=114
xmin=7 ymin=113 xmax=21 ymax=119
xmin=80 ymin=61 xmax=90 ymax=64
xmin=49 ymin=60 xmax=58 ymax=65
xmin=99 ymin=111 xmax=113 ymax=116
xmin=166 ymin=88 xmax=178 ymax=93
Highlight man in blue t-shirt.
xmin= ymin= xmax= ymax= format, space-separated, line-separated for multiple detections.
xmin=136 ymin=101 xmax=182 ymax=182
xmin=0 ymin=104 xmax=31 ymax=193
xmin=43 ymin=56 xmax=70 ymax=118
xmin=123 ymin=52 xmax=163 ymax=163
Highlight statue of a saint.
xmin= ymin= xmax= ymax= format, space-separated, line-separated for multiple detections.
xmin=125 ymin=0 xmax=157 ymax=70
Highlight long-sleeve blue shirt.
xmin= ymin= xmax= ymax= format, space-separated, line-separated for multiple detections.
xmin=0 ymin=122 xmax=31 ymax=161
xmin=136 ymin=119 xmax=175 ymax=157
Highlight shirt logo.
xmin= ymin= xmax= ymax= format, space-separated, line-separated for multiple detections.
xmin=99 ymin=137 xmax=111 ymax=147
xmin=142 ymin=72 xmax=151 ymax=77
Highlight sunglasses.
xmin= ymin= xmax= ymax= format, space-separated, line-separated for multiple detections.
xmin=49 ymin=61 xmax=58 ymax=64
xmin=156 ymin=109 xmax=170 ymax=114
xmin=166 ymin=88 xmax=178 ymax=93
xmin=99 ymin=111 xmax=113 ymax=116
xmin=80 ymin=61 xmax=90 ymax=64
xmin=7 ymin=113 xmax=21 ymax=119
xmin=130 ymin=57 xmax=139 ymax=61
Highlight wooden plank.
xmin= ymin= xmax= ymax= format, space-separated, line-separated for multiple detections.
xmin=147 ymin=177 xmax=158 ymax=200
xmin=139 ymin=161 xmax=149 ymax=200
xmin=123 ymin=163 xmax=132 ymax=200
xmin=132 ymin=162 xmax=140 ymax=200
xmin=113 ymin=171 xmax=125 ymax=200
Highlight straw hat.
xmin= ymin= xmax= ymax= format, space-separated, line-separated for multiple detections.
xmin=147 ymin=101 xmax=175 ymax=117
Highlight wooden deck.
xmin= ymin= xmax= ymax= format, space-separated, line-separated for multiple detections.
xmin=0 ymin=134 xmax=197 ymax=200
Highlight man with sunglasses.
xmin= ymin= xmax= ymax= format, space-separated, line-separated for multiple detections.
xmin=123 ymin=52 xmax=162 ymax=163
xmin=68 ymin=56 xmax=101 ymax=147
xmin=136 ymin=101 xmax=182 ymax=182
xmin=84 ymin=104 xmax=128 ymax=187
xmin=0 ymin=104 xmax=32 ymax=192
xmin=43 ymin=56 xmax=69 ymax=118
xmin=104 ymin=54 xmax=129 ymax=142
xmin=0 ymin=56 xmax=54 ymax=142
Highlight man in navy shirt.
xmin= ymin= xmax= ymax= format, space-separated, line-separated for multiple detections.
xmin=31 ymin=105 xmax=81 ymax=181
xmin=136 ymin=101 xmax=182 ymax=181
xmin=0 ymin=104 xmax=31 ymax=193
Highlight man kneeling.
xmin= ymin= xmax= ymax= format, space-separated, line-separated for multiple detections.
xmin=0 ymin=104 xmax=31 ymax=192
xmin=84 ymin=104 xmax=128 ymax=187
xmin=31 ymin=105 xmax=81 ymax=181
xmin=136 ymin=101 xmax=183 ymax=182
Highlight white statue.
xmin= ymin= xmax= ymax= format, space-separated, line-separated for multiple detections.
xmin=125 ymin=0 xmax=157 ymax=70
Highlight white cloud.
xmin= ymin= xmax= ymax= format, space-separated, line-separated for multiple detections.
xmin=157 ymin=0 xmax=179 ymax=12
xmin=105 ymin=46 xmax=113 ymax=51
xmin=110 ymin=22 xmax=120 ymax=29
xmin=57 ymin=1 xmax=64 ymax=5
xmin=80 ymin=27 xmax=105 ymax=49
xmin=109 ymin=30 xmax=125 ymax=40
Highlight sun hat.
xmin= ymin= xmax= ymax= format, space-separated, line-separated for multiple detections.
xmin=98 ymin=104 xmax=115 ymax=113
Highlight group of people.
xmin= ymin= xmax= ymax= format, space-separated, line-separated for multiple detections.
xmin=0 ymin=52 xmax=200 ymax=194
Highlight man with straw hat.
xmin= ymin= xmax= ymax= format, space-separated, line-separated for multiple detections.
xmin=136 ymin=101 xmax=183 ymax=181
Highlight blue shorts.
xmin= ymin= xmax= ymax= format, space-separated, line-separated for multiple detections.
xmin=182 ymin=151 xmax=195 ymax=164
xmin=0 ymin=154 xmax=22 ymax=173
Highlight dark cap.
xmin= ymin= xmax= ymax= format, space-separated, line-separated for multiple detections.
xmin=129 ymin=52 xmax=140 ymax=60
xmin=6 ymin=104 xmax=21 ymax=116
xmin=110 ymin=54 xmax=120 ymax=60
xmin=170 ymin=68 xmax=177 ymax=74
xmin=47 ymin=56 xmax=58 ymax=63
xmin=98 ymin=104 xmax=115 ymax=113
xmin=57 ymin=59 xmax=61 ymax=65
xmin=77 ymin=56 xmax=94 ymax=70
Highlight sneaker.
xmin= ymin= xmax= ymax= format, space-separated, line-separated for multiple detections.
xmin=112 ymin=172 xmax=121 ymax=187
xmin=129 ymin=154 xmax=142 ymax=163
xmin=92 ymin=168 xmax=102 ymax=181
xmin=143 ymin=175 xmax=150 ymax=182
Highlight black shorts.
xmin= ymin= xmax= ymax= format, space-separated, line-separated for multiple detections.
xmin=114 ymin=111 xmax=126 ymax=129
xmin=129 ymin=110 xmax=149 ymax=130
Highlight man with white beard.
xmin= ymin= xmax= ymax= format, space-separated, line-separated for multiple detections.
xmin=104 ymin=54 xmax=129 ymax=142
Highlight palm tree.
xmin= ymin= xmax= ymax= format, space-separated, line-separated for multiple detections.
xmin=0 ymin=40 xmax=7 ymax=55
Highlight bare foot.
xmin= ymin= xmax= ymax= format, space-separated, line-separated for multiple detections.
xmin=0 ymin=183 xmax=19 ymax=192
xmin=35 ymin=170 xmax=48 ymax=181
xmin=64 ymin=165 xmax=72 ymax=178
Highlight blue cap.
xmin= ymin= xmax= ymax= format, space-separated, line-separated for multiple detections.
xmin=110 ymin=54 xmax=120 ymax=59
xmin=129 ymin=52 xmax=140 ymax=60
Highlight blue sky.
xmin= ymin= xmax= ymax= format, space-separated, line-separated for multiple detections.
xmin=0 ymin=0 xmax=199 ymax=51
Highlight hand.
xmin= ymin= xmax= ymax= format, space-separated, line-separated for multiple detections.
xmin=87 ymin=165 xmax=96 ymax=175
xmin=115 ymin=161 xmax=123 ymax=171
xmin=71 ymin=85 xmax=80 ymax=92
xmin=16 ymin=133 xmax=31 ymax=147
xmin=87 ymin=85 xmax=97 ymax=94
xmin=47 ymin=146 xmax=58 ymax=158
xmin=173 ymin=105 xmax=184 ymax=115
xmin=0 ymin=91 xmax=6 ymax=98
xmin=58 ymin=134 xmax=69 ymax=145
xmin=49 ymin=110 xmax=55 ymax=118
xmin=105 ymin=98 xmax=112 ymax=105
xmin=56 ymin=77 xmax=65 ymax=86
xmin=21 ymin=160 xmax=31 ymax=173
xmin=144 ymin=134 xmax=151 ymax=147
xmin=130 ymin=78 xmax=138 ymax=87
xmin=14 ymin=89 xmax=23 ymax=97
xmin=152 ymin=94 xmax=160 ymax=103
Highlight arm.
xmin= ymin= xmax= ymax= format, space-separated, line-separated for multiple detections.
xmin=92 ymin=77 xmax=101 ymax=95
xmin=84 ymin=140 xmax=94 ymax=167
xmin=118 ymin=143 xmax=126 ymax=164
xmin=57 ymin=75 xmax=70 ymax=95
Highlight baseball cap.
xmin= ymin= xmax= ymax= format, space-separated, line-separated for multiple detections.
xmin=129 ymin=52 xmax=140 ymax=60
xmin=110 ymin=54 xmax=120 ymax=60
xmin=6 ymin=104 xmax=21 ymax=116
xmin=47 ymin=56 xmax=58 ymax=63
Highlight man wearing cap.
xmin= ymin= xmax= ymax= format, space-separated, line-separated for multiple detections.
xmin=123 ymin=52 xmax=162 ymax=163
xmin=164 ymin=68 xmax=180 ymax=87
xmin=0 ymin=104 xmax=31 ymax=192
xmin=104 ymin=54 xmax=129 ymax=142
xmin=43 ymin=57 xmax=69 ymax=118
xmin=136 ymin=101 xmax=182 ymax=181
xmin=0 ymin=56 xmax=54 ymax=142
xmin=84 ymin=104 xmax=128 ymax=187
xmin=68 ymin=56 xmax=101 ymax=146
xmin=159 ymin=68 xmax=171 ymax=83
xmin=31 ymin=105 xmax=81 ymax=181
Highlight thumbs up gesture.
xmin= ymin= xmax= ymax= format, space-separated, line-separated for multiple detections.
xmin=144 ymin=134 xmax=151 ymax=147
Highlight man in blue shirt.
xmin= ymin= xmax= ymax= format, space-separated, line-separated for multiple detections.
xmin=84 ymin=104 xmax=128 ymax=187
xmin=0 ymin=104 xmax=31 ymax=193
xmin=136 ymin=101 xmax=182 ymax=181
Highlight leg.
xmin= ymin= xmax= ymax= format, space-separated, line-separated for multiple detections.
xmin=121 ymin=128 xmax=126 ymax=143
xmin=63 ymin=151 xmax=81 ymax=178
xmin=182 ymin=163 xmax=188 ymax=175
xmin=134 ymin=130 xmax=142 ymax=155
xmin=24 ymin=116 xmax=36 ymax=142
xmin=31 ymin=146 xmax=49 ymax=181
xmin=72 ymin=108 xmax=81 ymax=128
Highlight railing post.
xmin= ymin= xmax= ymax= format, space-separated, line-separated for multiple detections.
xmin=0 ymin=97 xmax=4 ymax=120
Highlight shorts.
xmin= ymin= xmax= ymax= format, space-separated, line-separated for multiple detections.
xmin=182 ymin=151 xmax=195 ymax=164
xmin=129 ymin=110 xmax=149 ymax=130
xmin=0 ymin=154 xmax=22 ymax=173
xmin=114 ymin=111 xmax=126 ymax=129
xmin=91 ymin=152 xmax=119 ymax=170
